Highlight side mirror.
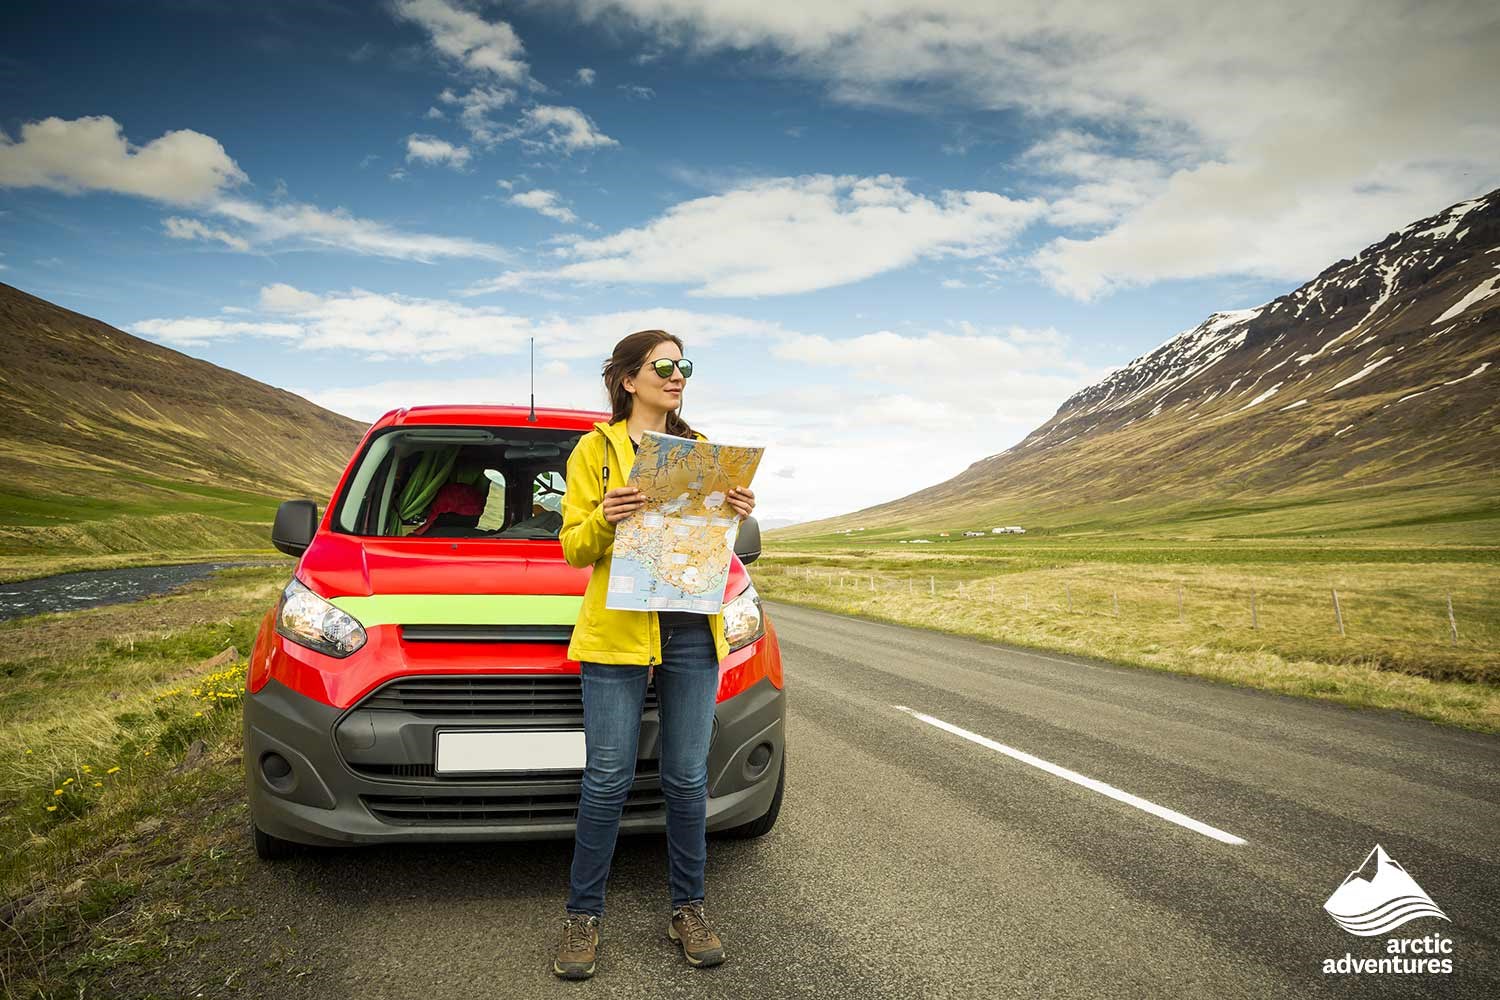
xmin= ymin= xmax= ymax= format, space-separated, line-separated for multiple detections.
xmin=733 ymin=515 xmax=761 ymax=565
xmin=272 ymin=500 xmax=318 ymax=557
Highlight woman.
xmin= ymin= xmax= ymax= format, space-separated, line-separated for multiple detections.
xmin=553 ymin=329 xmax=755 ymax=980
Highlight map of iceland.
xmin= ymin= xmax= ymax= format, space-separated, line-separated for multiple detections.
xmin=605 ymin=431 xmax=765 ymax=613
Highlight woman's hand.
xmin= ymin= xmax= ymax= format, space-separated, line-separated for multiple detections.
xmin=601 ymin=487 xmax=644 ymax=524
xmin=727 ymin=486 xmax=755 ymax=520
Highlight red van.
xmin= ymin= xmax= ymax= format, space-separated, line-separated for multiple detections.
xmin=243 ymin=405 xmax=785 ymax=859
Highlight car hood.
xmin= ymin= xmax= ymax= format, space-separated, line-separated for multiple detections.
xmin=294 ymin=532 xmax=749 ymax=604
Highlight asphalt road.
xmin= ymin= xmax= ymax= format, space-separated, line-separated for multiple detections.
xmin=191 ymin=601 xmax=1498 ymax=998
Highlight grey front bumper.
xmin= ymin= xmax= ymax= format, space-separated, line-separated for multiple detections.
xmin=243 ymin=674 xmax=785 ymax=846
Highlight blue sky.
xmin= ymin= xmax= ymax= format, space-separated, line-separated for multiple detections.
xmin=4 ymin=1 xmax=1497 ymax=523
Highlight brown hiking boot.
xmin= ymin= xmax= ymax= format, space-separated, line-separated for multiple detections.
xmin=667 ymin=901 xmax=725 ymax=967
xmin=553 ymin=912 xmax=600 ymax=979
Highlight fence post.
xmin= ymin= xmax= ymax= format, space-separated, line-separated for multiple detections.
xmin=1066 ymin=583 xmax=1073 ymax=612
xmin=869 ymin=575 xmax=874 ymax=592
xmin=1177 ymin=583 xmax=1184 ymax=624
xmin=989 ymin=581 xmax=995 ymax=602
xmin=930 ymin=576 xmax=935 ymax=595
xmin=1112 ymin=591 xmax=1119 ymax=618
xmin=1331 ymin=588 xmax=1345 ymax=637
xmin=1447 ymin=592 xmax=1459 ymax=644
xmin=1251 ymin=589 xmax=1258 ymax=630
xmin=958 ymin=580 xmax=964 ymax=597
xmin=908 ymin=576 xmax=913 ymax=594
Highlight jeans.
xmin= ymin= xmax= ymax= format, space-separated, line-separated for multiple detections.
xmin=566 ymin=616 xmax=719 ymax=918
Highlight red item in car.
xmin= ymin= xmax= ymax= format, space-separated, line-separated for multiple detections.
xmin=410 ymin=482 xmax=487 ymax=535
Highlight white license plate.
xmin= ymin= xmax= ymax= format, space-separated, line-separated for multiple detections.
xmin=434 ymin=729 xmax=585 ymax=774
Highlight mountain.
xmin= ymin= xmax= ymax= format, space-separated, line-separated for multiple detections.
xmin=777 ymin=188 xmax=1500 ymax=539
xmin=0 ymin=282 xmax=367 ymax=560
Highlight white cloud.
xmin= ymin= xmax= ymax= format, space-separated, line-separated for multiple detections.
xmin=1019 ymin=130 xmax=1171 ymax=229
xmin=0 ymin=115 xmax=495 ymax=263
xmin=258 ymin=283 xmax=324 ymax=313
xmin=205 ymin=198 xmax=505 ymax=261
xmin=576 ymin=67 xmax=596 ymax=85
xmin=617 ymin=84 xmax=655 ymax=100
xmin=0 ymin=115 xmax=246 ymax=205
xmin=555 ymin=0 xmax=1500 ymax=299
xmin=131 ymin=317 xmax=303 ymax=348
xmin=405 ymin=133 xmax=472 ymax=169
xmin=139 ymin=282 xmax=1105 ymax=523
xmin=135 ymin=288 xmax=793 ymax=365
xmin=438 ymin=85 xmax=516 ymax=145
xmin=473 ymin=173 xmax=1044 ymax=297
xmin=162 ymin=216 xmax=251 ymax=252
xmin=509 ymin=105 xmax=618 ymax=153
xmin=391 ymin=0 xmax=529 ymax=82
xmin=509 ymin=189 xmax=580 ymax=224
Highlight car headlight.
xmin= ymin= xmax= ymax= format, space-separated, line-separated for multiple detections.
xmin=723 ymin=582 xmax=765 ymax=651
xmin=274 ymin=577 xmax=367 ymax=657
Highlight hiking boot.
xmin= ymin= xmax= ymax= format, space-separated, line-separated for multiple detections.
xmin=667 ymin=900 xmax=725 ymax=967
xmin=553 ymin=911 xmax=600 ymax=979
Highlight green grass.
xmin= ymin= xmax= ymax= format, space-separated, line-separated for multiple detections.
xmin=755 ymin=538 xmax=1500 ymax=731
xmin=0 ymin=477 xmax=283 ymax=529
xmin=0 ymin=566 xmax=286 ymax=998
xmin=774 ymin=477 xmax=1500 ymax=547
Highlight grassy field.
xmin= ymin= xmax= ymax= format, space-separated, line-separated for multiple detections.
xmin=0 ymin=565 xmax=288 ymax=999
xmin=754 ymin=533 xmax=1500 ymax=733
xmin=0 ymin=472 xmax=327 ymax=584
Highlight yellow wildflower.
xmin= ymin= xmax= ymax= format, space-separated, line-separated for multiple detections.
xmin=82 ymin=765 xmax=92 ymax=773
xmin=93 ymin=781 xmax=103 ymax=787
xmin=24 ymin=749 xmax=33 ymax=755
xmin=46 ymin=805 xmax=57 ymax=812
xmin=106 ymin=766 xmax=121 ymax=774
xmin=194 ymin=711 xmax=204 ymax=717
xmin=62 ymin=777 xmax=74 ymax=785
xmin=53 ymin=789 xmax=63 ymax=796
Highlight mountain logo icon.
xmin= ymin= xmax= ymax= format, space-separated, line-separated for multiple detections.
xmin=1324 ymin=845 xmax=1451 ymax=937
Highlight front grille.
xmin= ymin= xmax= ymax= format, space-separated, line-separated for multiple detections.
xmin=362 ymin=773 xmax=666 ymax=826
xmin=359 ymin=673 xmax=659 ymax=719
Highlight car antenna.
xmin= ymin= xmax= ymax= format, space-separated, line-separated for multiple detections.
xmin=527 ymin=336 xmax=537 ymax=423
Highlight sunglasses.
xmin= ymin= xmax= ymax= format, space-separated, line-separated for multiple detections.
xmin=645 ymin=357 xmax=693 ymax=379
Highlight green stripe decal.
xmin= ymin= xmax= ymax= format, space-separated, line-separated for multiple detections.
xmin=327 ymin=594 xmax=583 ymax=627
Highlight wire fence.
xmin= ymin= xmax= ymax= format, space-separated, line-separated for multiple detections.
xmin=753 ymin=563 xmax=1495 ymax=653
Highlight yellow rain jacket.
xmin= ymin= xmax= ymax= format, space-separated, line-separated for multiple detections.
xmin=560 ymin=417 xmax=730 ymax=666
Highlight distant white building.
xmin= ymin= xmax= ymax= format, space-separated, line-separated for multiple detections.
xmin=963 ymin=531 xmax=985 ymax=537
xmin=992 ymin=526 xmax=1026 ymax=534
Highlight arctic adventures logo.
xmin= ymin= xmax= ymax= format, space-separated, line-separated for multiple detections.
xmin=1321 ymin=844 xmax=1455 ymax=976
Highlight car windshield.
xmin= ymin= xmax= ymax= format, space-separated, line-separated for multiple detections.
xmin=330 ymin=426 xmax=585 ymax=539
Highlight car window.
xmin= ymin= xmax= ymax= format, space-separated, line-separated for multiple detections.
xmin=330 ymin=427 xmax=581 ymax=539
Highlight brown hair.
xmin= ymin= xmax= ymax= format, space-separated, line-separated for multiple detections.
xmin=602 ymin=329 xmax=700 ymax=438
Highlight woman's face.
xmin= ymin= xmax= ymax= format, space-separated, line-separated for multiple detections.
xmin=624 ymin=340 xmax=686 ymax=414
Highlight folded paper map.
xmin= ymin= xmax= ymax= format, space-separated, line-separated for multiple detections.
xmin=605 ymin=431 xmax=765 ymax=614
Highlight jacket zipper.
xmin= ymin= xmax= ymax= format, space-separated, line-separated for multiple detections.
xmin=602 ymin=428 xmax=658 ymax=665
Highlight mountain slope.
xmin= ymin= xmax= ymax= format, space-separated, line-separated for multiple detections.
xmin=779 ymin=188 xmax=1500 ymax=539
xmin=0 ymin=282 xmax=367 ymax=538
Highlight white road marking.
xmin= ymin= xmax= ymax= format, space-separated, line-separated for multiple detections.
xmin=893 ymin=705 xmax=1248 ymax=846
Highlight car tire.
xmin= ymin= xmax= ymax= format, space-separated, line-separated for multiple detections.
xmin=715 ymin=747 xmax=785 ymax=840
xmin=251 ymin=817 xmax=298 ymax=861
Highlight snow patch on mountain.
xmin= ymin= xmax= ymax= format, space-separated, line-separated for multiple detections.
xmin=1432 ymin=271 xmax=1500 ymax=324
xmin=1326 ymin=356 xmax=1394 ymax=393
